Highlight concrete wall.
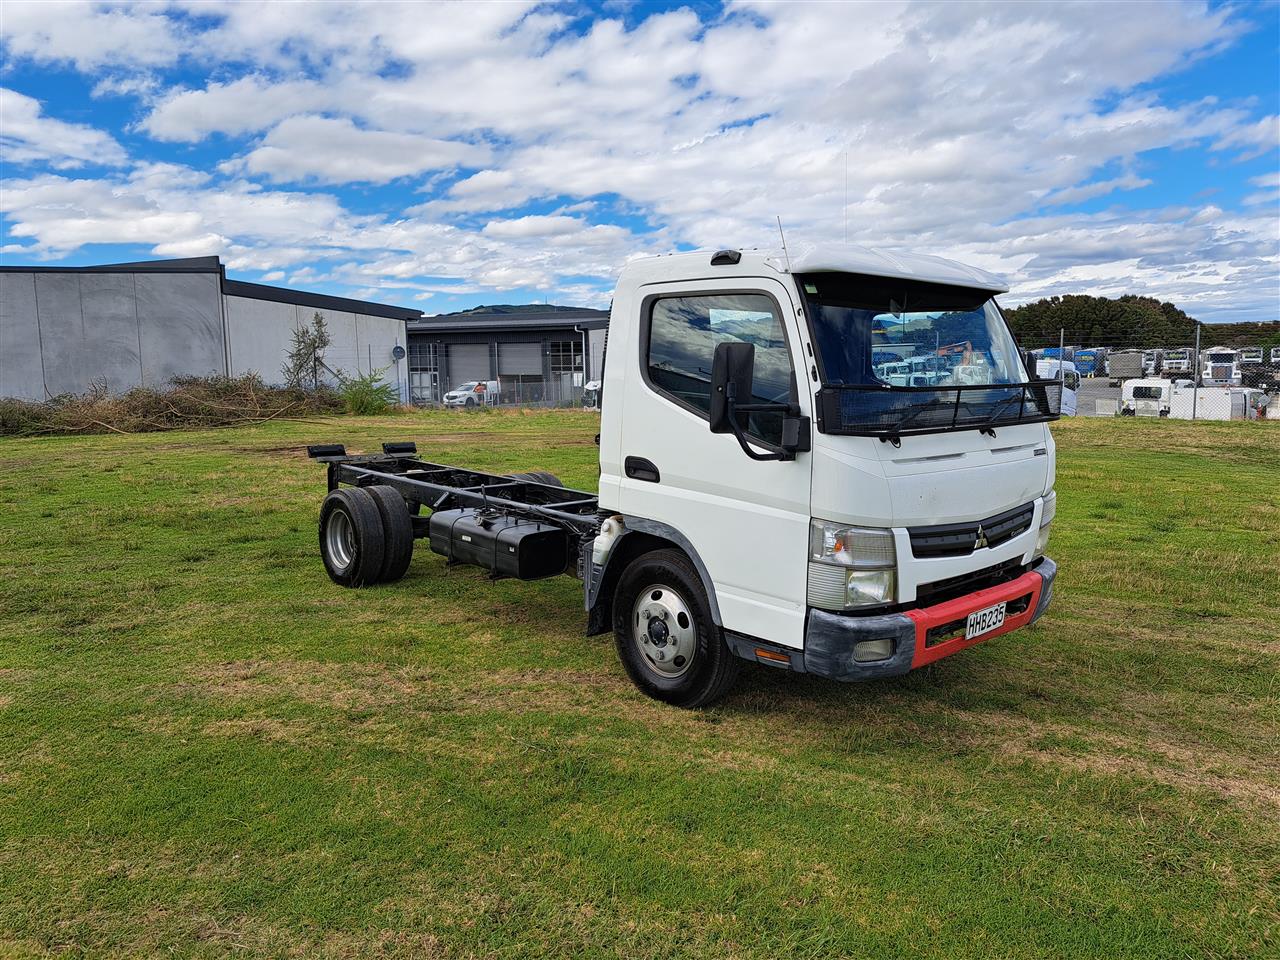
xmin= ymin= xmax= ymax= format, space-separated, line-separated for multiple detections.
xmin=225 ymin=295 xmax=408 ymax=401
xmin=1 ymin=270 xmax=407 ymax=402
xmin=1 ymin=270 xmax=223 ymax=400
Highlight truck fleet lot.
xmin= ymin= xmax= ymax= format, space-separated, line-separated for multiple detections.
xmin=0 ymin=411 xmax=1275 ymax=958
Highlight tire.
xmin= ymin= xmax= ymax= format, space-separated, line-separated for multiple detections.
xmin=506 ymin=471 xmax=564 ymax=488
xmin=613 ymin=549 xmax=739 ymax=708
xmin=319 ymin=487 xmax=385 ymax=587
xmin=465 ymin=398 xmax=475 ymax=407
xmin=366 ymin=485 xmax=414 ymax=583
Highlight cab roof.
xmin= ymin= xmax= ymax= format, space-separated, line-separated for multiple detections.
xmin=620 ymin=242 xmax=1010 ymax=293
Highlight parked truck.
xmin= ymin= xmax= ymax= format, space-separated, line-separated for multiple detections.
xmin=309 ymin=245 xmax=1061 ymax=707
xmin=1107 ymin=349 xmax=1145 ymax=385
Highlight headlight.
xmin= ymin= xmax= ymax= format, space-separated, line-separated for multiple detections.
xmin=1033 ymin=491 xmax=1055 ymax=560
xmin=809 ymin=521 xmax=895 ymax=568
xmin=808 ymin=520 xmax=897 ymax=609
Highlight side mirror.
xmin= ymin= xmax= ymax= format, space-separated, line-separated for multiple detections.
xmin=710 ymin=340 xmax=810 ymax=461
xmin=709 ymin=341 xmax=755 ymax=433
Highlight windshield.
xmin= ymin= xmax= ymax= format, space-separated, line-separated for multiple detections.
xmin=799 ymin=273 xmax=1027 ymax=388
xmin=799 ymin=273 xmax=1060 ymax=436
xmin=455 ymin=381 xmax=478 ymax=391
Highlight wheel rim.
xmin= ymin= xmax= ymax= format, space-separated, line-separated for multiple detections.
xmin=632 ymin=583 xmax=697 ymax=679
xmin=325 ymin=508 xmax=355 ymax=571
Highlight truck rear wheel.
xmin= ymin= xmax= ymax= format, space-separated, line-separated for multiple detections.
xmin=366 ymin=485 xmax=414 ymax=583
xmin=319 ymin=487 xmax=385 ymax=587
xmin=613 ymin=549 xmax=738 ymax=708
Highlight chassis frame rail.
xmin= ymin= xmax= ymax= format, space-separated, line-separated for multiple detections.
xmin=309 ymin=442 xmax=603 ymax=536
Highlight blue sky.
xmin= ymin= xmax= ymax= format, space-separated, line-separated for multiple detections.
xmin=1 ymin=0 xmax=1277 ymax=321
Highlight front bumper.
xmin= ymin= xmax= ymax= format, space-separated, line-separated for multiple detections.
xmin=801 ymin=558 xmax=1056 ymax=681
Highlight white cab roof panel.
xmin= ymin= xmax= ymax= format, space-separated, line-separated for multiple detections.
xmin=766 ymin=242 xmax=1009 ymax=293
xmin=620 ymin=242 xmax=1009 ymax=293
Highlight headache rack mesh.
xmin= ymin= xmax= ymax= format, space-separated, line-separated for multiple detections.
xmin=815 ymin=380 xmax=1062 ymax=437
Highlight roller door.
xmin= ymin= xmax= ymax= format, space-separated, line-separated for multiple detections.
xmin=498 ymin=342 xmax=542 ymax=375
xmin=447 ymin=343 xmax=490 ymax=388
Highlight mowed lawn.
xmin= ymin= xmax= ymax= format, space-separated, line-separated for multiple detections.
xmin=1 ymin=411 xmax=1276 ymax=959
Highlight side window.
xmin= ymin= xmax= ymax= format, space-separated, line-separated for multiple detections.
xmin=647 ymin=293 xmax=793 ymax=445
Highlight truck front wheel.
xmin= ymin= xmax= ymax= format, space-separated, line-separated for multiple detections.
xmin=613 ymin=549 xmax=738 ymax=708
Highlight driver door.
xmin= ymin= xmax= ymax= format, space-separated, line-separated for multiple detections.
xmin=615 ymin=277 xmax=813 ymax=649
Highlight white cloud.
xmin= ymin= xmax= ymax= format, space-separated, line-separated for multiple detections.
xmin=0 ymin=88 xmax=127 ymax=169
xmin=0 ymin=1 xmax=185 ymax=70
xmin=227 ymin=116 xmax=490 ymax=185
xmin=482 ymin=215 xmax=585 ymax=239
xmin=142 ymin=77 xmax=336 ymax=142
xmin=0 ymin=1 xmax=1276 ymax=319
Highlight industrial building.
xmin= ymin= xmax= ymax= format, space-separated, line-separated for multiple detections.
xmin=0 ymin=255 xmax=610 ymax=407
xmin=406 ymin=307 xmax=608 ymax=405
xmin=0 ymin=257 xmax=416 ymax=402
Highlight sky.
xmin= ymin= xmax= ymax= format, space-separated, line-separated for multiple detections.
xmin=1 ymin=0 xmax=1277 ymax=321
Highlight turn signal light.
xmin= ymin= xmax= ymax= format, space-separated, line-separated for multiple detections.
xmin=754 ymin=648 xmax=791 ymax=666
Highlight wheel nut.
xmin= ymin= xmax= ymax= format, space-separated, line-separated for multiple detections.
xmin=654 ymin=650 xmax=665 ymax=661
xmin=642 ymin=608 xmax=651 ymax=619
xmin=659 ymin=610 xmax=668 ymax=620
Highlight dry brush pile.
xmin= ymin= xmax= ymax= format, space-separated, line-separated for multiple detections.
xmin=0 ymin=375 xmax=345 ymax=437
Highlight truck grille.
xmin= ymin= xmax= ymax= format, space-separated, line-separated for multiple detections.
xmin=908 ymin=502 xmax=1035 ymax=559
xmin=916 ymin=559 xmax=1027 ymax=608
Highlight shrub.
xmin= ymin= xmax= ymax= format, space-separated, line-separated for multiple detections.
xmin=338 ymin=369 xmax=399 ymax=416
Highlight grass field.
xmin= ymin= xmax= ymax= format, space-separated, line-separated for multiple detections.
xmin=1 ymin=411 xmax=1277 ymax=959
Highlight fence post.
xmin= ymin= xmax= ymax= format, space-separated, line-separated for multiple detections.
xmin=1192 ymin=323 xmax=1200 ymax=421
xmin=1059 ymin=329 xmax=1065 ymax=390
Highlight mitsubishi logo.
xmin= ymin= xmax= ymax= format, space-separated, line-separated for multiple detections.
xmin=974 ymin=525 xmax=989 ymax=550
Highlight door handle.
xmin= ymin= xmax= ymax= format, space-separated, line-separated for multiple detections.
xmin=624 ymin=456 xmax=660 ymax=483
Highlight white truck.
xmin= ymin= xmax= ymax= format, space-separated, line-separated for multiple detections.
xmin=309 ymin=245 xmax=1061 ymax=707
xmin=1036 ymin=359 xmax=1079 ymax=415
xmin=1201 ymin=348 xmax=1241 ymax=386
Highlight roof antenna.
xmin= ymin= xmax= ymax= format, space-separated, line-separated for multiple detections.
xmin=843 ymin=149 xmax=849 ymax=244
xmin=776 ymin=216 xmax=792 ymax=273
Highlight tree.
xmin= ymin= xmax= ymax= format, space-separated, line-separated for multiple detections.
xmin=1004 ymin=295 xmax=1199 ymax=349
xmin=281 ymin=311 xmax=332 ymax=390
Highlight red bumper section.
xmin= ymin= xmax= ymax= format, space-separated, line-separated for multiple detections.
xmin=798 ymin=559 xmax=1055 ymax=682
xmin=906 ymin=569 xmax=1044 ymax=668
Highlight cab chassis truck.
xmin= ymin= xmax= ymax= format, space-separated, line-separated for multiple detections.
xmin=311 ymin=245 xmax=1061 ymax=707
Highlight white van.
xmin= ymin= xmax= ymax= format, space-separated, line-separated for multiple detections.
xmin=1037 ymin=359 xmax=1079 ymax=416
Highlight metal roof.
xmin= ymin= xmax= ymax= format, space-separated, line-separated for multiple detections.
xmin=0 ymin=256 xmax=223 ymax=274
xmin=408 ymin=309 xmax=608 ymax=334
xmin=222 ymin=278 xmax=423 ymax=322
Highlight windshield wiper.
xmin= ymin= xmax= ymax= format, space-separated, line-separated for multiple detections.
xmin=878 ymin=397 xmax=950 ymax=446
xmin=976 ymin=392 xmax=1024 ymax=437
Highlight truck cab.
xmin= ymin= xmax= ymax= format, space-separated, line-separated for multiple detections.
xmin=1201 ymin=348 xmax=1241 ymax=386
xmin=591 ymin=244 xmax=1058 ymax=704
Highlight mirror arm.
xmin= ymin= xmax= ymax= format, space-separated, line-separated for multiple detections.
xmin=724 ymin=383 xmax=793 ymax=462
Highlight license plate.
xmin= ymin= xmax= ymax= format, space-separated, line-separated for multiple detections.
xmin=965 ymin=601 xmax=1007 ymax=640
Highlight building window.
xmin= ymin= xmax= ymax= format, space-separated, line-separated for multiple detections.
xmin=548 ymin=340 xmax=583 ymax=384
xmin=408 ymin=342 xmax=439 ymax=404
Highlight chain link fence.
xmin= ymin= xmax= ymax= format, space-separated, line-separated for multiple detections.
xmin=1022 ymin=332 xmax=1278 ymax=422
